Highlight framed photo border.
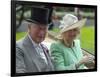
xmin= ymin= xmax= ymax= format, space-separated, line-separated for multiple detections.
xmin=11 ymin=0 xmax=97 ymax=76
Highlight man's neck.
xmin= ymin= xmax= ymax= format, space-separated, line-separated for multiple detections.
xmin=28 ymin=34 xmax=39 ymax=46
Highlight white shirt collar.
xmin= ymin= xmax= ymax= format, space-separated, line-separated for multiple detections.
xmin=28 ymin=34 xmax=40 ymax=48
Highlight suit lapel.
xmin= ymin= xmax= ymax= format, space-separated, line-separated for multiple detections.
xmin=23 ymin=35 xmax=43 ymax=71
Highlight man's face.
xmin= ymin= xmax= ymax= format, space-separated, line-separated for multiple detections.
xmin=28 ymin=23 xmax=48 ymax=43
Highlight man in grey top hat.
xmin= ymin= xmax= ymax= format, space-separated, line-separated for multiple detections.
xmin=16 ymin=7 xmax=54 ymax=73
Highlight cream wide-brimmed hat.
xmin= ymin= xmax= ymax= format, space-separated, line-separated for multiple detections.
xmin=57 ymin=14 xmax=87 ymax=39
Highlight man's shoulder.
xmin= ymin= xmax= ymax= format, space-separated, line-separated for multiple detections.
xmin=16 ymin=38 xmax=23 ymax=45
xmin=16 ymin=37 xmax=25 ymax=49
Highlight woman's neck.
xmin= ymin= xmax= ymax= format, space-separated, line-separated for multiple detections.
xmin=62 ymin=39 xmax=74 ymax=47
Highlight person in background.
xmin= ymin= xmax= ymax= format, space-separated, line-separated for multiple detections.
xmin=16 ymin=7 xmax=54 ymax=73
xmin=50 ymin=14 xmax=94 ymax=71
xmin=52 ymin=15 xmax=61 ymax=28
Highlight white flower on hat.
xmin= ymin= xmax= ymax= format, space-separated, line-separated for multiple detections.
xmin=59 ymin=14 xmax=78 ymax=29
xmin=63 ymin=14 xmax=78 ymax=26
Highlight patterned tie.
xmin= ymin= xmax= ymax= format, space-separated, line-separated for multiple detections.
xmin=36 ymin=45 xmax=48 ymax=64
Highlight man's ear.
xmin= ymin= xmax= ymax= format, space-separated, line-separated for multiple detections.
xmin=28 ymin=24 xmax=31 ymax=29
xmin=28 ymin=24 xmax=31 ymax=33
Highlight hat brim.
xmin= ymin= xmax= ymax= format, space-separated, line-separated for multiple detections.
xmin=26 ymin=19 xmax=48 ymax=25
xmin=57 ymin=18 xmax=87 ymax=39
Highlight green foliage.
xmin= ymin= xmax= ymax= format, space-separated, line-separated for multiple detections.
xmin=80 ymin=26 xmax=94 ymax=55
xmin=16 ymin=32 xmax=27 ymax=40
xmin=55 ymin=7 xmax=94 ymax=12
xmin=55 ymin=12 xmax=94 ymax=19
xmin=52 ymin=28 xmax=60 ymax=33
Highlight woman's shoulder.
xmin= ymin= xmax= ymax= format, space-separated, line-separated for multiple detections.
xmin=51 ymin=40 xmax=63 ymax=47
xmin=50 ymin=40 xmax=64 ymax=51
xmin=74 ymin=39 xmax=80 ymax=44
xmin=74 ymin=39 xmax=81 ymax=48
xmin=51 ymin=41 xmax=59 ymax=46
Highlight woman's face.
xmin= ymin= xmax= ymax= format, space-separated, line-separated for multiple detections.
xmin=63 ymin=28 xmax=80 ymax=41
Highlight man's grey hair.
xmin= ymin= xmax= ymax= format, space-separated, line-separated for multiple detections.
xmin=26 ymin=21 xmax=35 ymax=27
xmin=26 ymin=20 xmax=49 ymax=29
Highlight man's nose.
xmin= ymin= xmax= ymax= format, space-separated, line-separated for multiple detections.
xmin=40 ymin=30 xmax=46 ymax=35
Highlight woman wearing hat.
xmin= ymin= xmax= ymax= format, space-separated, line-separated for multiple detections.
xmin=50 ymin=14 xmax=94 ymax=70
